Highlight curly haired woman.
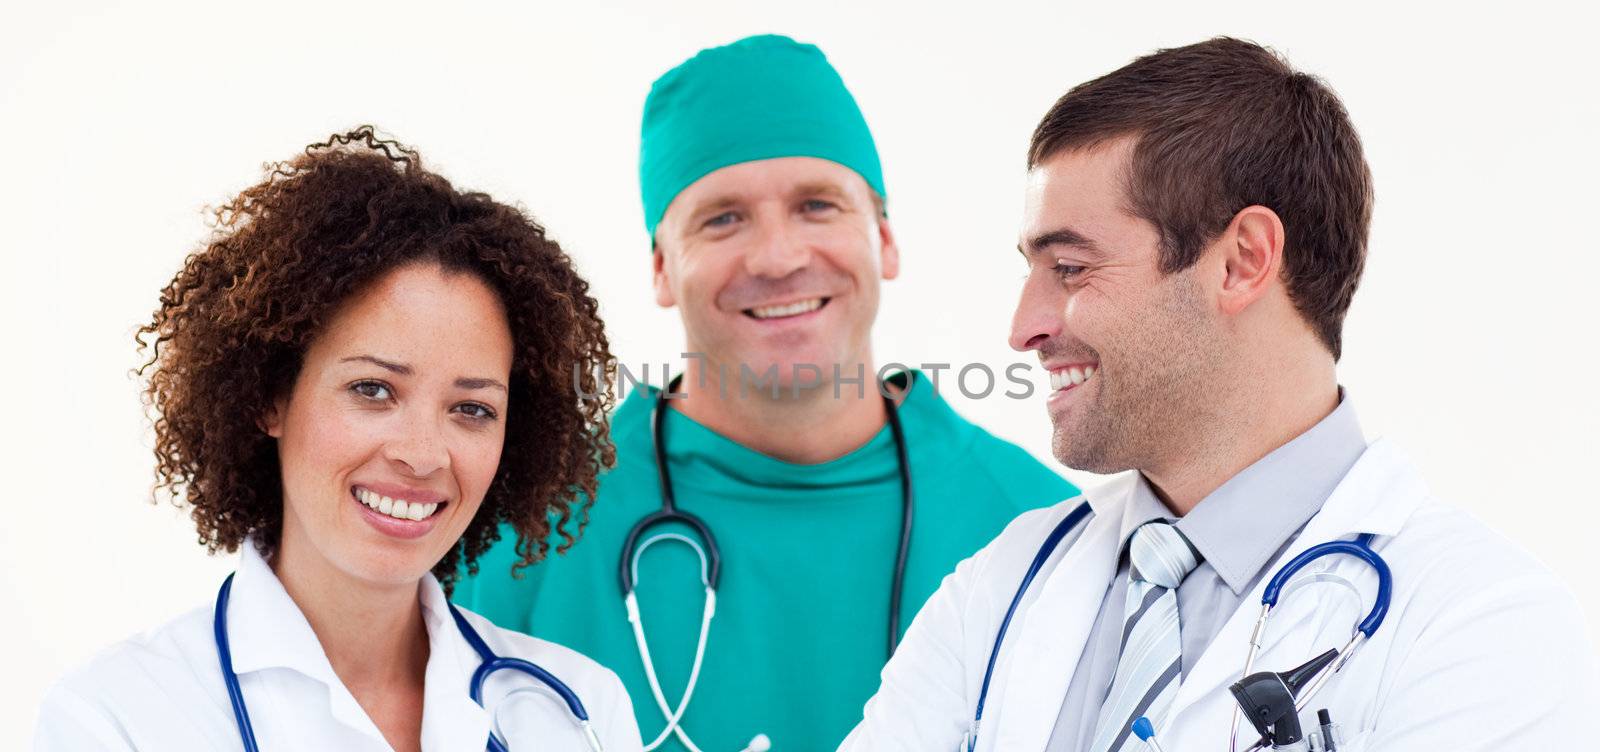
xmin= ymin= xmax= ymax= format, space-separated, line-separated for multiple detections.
xmin=35 ymin=128 xmax=642 ymax=752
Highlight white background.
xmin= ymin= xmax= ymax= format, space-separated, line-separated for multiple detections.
xmin=2 ymin=0 xmax=1597 ymax=746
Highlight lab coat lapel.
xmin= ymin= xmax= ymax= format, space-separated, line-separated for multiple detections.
xmin=418 ymin=577 xmax=492 ymax=750
xmin=1163 ymin=439 xmax=1426 ymax=739
xmin=986 ymin=476 xmax=1131 ymax=751
xmin=225 ymin=542 xmax=379 ymax=737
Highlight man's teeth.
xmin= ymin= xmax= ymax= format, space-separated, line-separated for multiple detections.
xmin=355 ymin=488 xmax=439 ymax=522
xmin=748 ymin=298 xmax=824 ymax=319
xmin=1050 ymin=364 xmax=1098 ymax=391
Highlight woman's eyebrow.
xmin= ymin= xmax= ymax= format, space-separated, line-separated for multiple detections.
xmin=341 ymin=354 xmax=411 ymax=375
xmin=342 ymin=355 xmax=503 ymax=391
xmin=455 ymin=377 xmax=507 ymax=392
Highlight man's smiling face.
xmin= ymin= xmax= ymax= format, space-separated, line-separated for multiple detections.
xmin=1010 ymin=137 xmax=1225 ymax=473
xmin=653 ymin=156 xmax=898 ymax=390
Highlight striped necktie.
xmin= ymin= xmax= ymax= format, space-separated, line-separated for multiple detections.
xmin=1089 ymin=520 xmax=1202 ymax=752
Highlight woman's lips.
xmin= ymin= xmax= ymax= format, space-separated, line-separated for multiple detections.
xmin=351 ymin=486 xmax=446 ymax=540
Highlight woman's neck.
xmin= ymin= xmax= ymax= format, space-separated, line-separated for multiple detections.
xmin=270 ymin=533 xmax=429 ymax=750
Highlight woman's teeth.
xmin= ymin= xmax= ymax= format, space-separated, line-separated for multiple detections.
xmin=355 ymin=488 xmax=439 ymax=522
xmin=748 ymin=297 xmax=824 ymax=319
xmin=1050 ymin=364 xmax=1098 ymax=391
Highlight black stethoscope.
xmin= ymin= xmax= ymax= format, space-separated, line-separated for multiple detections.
xmin=214 ymin=573 xmax=604 ymax=752
xmin=617 ymin=376 xmax=913 ymax=751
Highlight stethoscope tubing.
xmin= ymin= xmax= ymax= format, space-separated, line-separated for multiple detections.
xmin=1261 ymin=533 xmax=1390 ymax=637
xmin=965 ymin=508 xmax=1392 ymax=752
xmin=621 ymin=377 xmax=915 ymax=751
xmin=628 ymin=379 xmax=914 ymax=655
xmin=214 ymin=574 xmax=261 ymax=752
xmin=967 ymin=501 xmax=1093 ymax=752
xmin=214 ymin=573 xmax=597 ymax=752
xmin=624 ymin=533 xmax=716 ymax=752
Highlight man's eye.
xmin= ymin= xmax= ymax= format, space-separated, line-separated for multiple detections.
xmin=704 ymin=211 xmax=738 ymax=229
xmin=351 ymin=380 xmax=392 ymax=400
xmin=1054 ymin=261 xmax=1086 ymax=279
xmin=802 ymin=199 xmax=838 ymax=213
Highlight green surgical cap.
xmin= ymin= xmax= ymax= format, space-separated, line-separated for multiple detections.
xmin=639 ymin=34 xmax=886 ymax=239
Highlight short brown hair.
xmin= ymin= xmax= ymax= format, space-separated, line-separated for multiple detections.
xmin=1029 ymin=37 xmax=1372 ymax=358
xmin=137 ymin=127 xmax=617 ymax=590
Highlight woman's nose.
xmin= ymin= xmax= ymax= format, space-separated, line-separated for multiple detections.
xmin=384 ymin=414 xmax=449 ymax=478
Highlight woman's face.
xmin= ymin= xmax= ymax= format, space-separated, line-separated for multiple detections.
xmin=264 ymin=262 xmax=513 ymax=589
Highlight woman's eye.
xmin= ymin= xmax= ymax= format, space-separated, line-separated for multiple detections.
xmin=454 ymin=402 xmax=498 ymax=421
xmin=351 ymin=380 xmax=392 ymax=401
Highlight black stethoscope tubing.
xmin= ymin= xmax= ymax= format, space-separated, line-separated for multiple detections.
xmin=620 ymin=377 xmax=914 ymax=658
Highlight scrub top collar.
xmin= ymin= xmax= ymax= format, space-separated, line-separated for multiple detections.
xmin=1097 ymin=388 xmax=1367 ymax=595
xmin=642 ymin=368 xmax=973 ymax=493
xmin=221 ymin=538 xmax=491 ymax=746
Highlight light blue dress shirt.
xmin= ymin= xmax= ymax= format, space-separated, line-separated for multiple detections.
xmin=1046 ymin=391 xmax=1367 ymax=751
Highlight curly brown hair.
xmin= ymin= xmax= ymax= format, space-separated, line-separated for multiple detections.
xmin=137 ymin=127 xmax=616 ymax=590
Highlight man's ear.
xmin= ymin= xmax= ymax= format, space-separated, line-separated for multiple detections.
xmin=1216 ymin=205 xmax=1285 ymax=316
xmin=877 ymin=216 xmax=900 ymax=281
xmin=652 ymin=246 xmax=676 ymax=308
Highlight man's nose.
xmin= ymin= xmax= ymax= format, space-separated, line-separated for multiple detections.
xmin=743 ymin=216 xmax=812 ymax=279
xmin=1009 ymin=272 xmax=1062 ymax=352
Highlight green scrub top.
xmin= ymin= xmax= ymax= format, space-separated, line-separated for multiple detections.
xmin=455 ymin=370 xmax=1076 ymax=751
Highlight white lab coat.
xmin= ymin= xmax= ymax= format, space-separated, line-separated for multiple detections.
xmin=35 ymin=541 xmax=643 ymax=751
xmin=842 ymin=438 xmax=1600 ymax=751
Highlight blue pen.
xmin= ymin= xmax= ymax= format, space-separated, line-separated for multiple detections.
xmin=1131 ymin=717 xmax=1167 ymax=752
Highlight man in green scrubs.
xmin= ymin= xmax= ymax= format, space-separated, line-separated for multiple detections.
xmin=457 ymin=34 xmax=1076 ymax=751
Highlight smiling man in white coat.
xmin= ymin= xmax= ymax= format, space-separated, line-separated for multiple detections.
xmin=841 ymin=37 xmax=1599 ymax=752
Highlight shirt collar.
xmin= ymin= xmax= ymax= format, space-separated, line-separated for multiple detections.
xmin=223 ymin=539 xmax=490 ymax=742
xmin=1114 ymin=475 xmax=1178 ymax=552
xmin=627 ymin=368 xmax=975 ymax=493
xmin=224 ymin=539 xmax=344 ymax=684
xmin=1104 ymin=389 xmax=1366 ymax=594
xmin=1176 ymin=389 xmax=1366 ymax=594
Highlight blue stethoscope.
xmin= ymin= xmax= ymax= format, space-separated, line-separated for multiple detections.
xmin=962 ymin=501 xmax=1392 ymax=752
xmin=213 ymin=574 xmax=604 ymax=752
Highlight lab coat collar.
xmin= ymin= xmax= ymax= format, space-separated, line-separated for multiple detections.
xmin=986 ymin=438 xmax=1426 ymax=750
xmin=224 ymin=540 xmax=346 ymax=684
xmin=223 ymin=540 xmax=491 ymax=745
xmin=1164 ymin=437 xmax=1428 ymax=730
xmin=417 ymin=570 xmax=494 ymax=748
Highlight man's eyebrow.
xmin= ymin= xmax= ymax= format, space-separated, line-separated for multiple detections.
xmin=454 ymin=377 xmax=507 ymax=392
xmin=341 ymin=355 xmax=412 ymax=375
xmin=792 ymin=181 xmax=851 ymax=201
xmin=686 ymin=195 xmax=742 ymax=224
xmin=1019 ymin=227 xmax=1105 ymax=258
